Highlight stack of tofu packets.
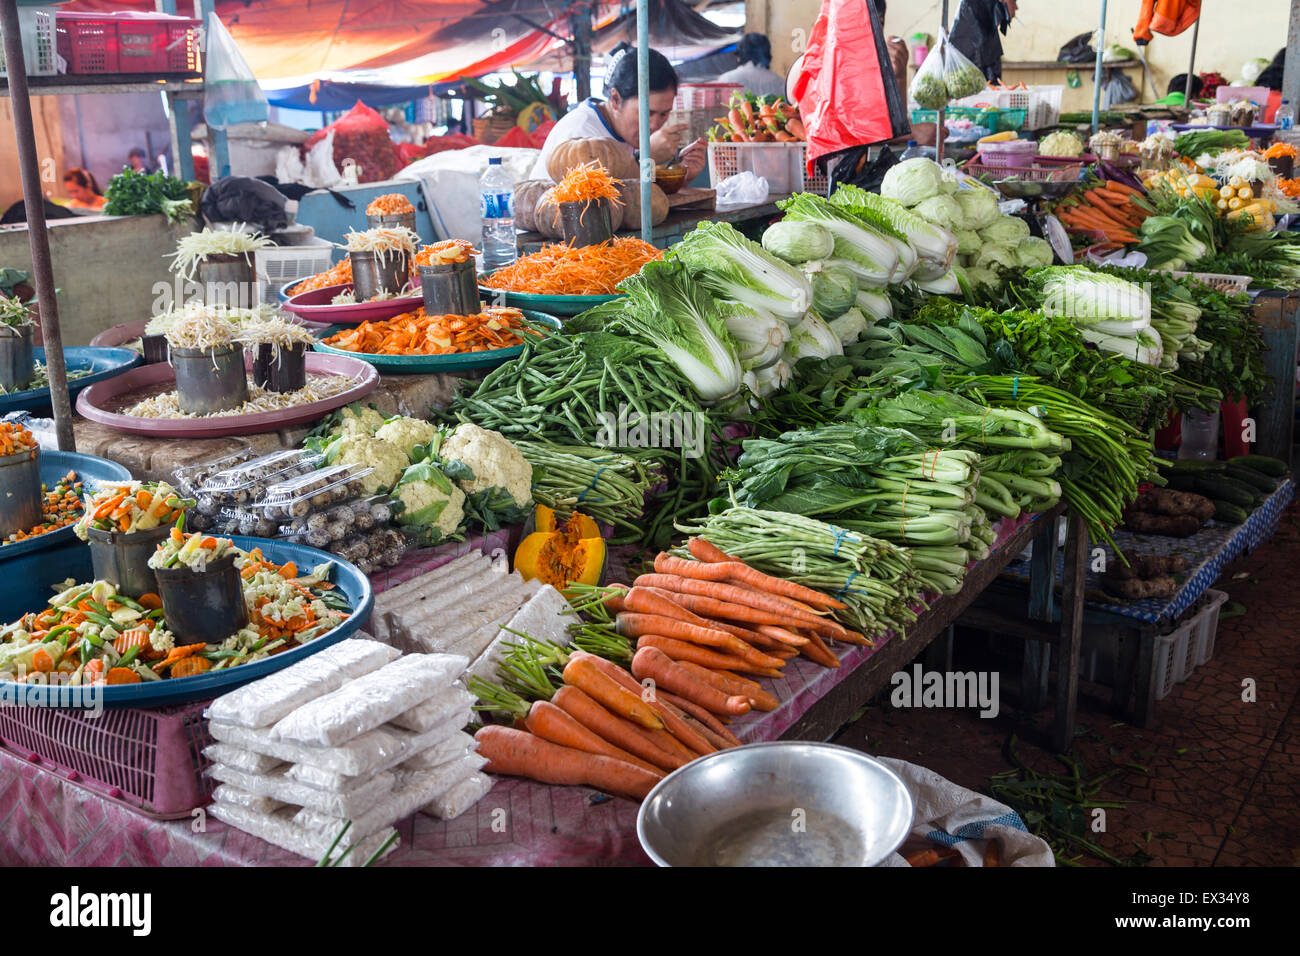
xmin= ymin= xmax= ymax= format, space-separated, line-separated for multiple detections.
xmin=204 ymin=638 xmax=492 ymax=865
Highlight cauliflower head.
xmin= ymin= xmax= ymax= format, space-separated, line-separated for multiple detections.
xmin=393 ymin=462 xmax=465 ymax=540
xmin=337 ymin=403 xmax=386 ymax=437
xmin=374 ymin=416 xmax=441 ymax=459
xmin=440 ymin=423 xmax=533 ymax=508
xmin=329 ymin=435 xmax=409 ymax=494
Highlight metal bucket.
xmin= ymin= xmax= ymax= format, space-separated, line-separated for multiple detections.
xmin=560 ymin=199 xmax=615 ymax=247
xmin=171 ymin=345 xmax=249 ymax=415
xmin=196 ymin=252 xmax=256 ymax=309
xmin=87 ymin=523 xmax=172 ymax=598
xmin=141 ymin=333 xmax=169 ymax=365
xmin=350 ymin=250 xmax=411 ymax=301
xmin=0 ymin=324 xmax=36 ymax=392
xmin=153 ymin=552 xmax=249 ymax=644
xmin=251 ymin=342 xmax=307 ymax=393
xmin=418 ymin=260 xmax=480 ymax=316
xmin=367 ymin=211 xmax=417 ymax=234
xmin=0 ymin=445 xmax=42 ymax=539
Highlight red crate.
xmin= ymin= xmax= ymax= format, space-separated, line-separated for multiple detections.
xmin=56 ymin=12 xmax=200 ymax=75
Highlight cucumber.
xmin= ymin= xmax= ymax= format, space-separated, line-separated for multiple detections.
xmin=1224 ymin=464 xmax=1277 ymax=493
xmin=1192 ymin=475 xmax=1256 ymax=507
xmin=1167 ymin=458 xmax=1226 ymax=473
xmin=1230 ymin=454 xmax=1288 ymax=477
xmin=1213 ymin=500 xmax=1248 ymax=524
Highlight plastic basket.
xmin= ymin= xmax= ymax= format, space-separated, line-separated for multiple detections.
xmin=673 ymin=83 xmax=742 ymax=111
xmin=55 ymin=12 xmax=200 ymax=75
xmin=1190 ymin=589 xmax=1229 ymax=666
xmin=0 ymin=7 xmax=57 ymax=78
xmin=1168 ymin=270 xmax=1251 ymax=294
xmin=958 ymin=86 xmax=1063 ymax=130
xmin=1153 ymin=627 xmax=1192 ymax=700
xmin=912 ymin=106 xmax=1027 ymax=132
xmin=974 ymin=140 xmax=1038 ymax=168
xmin=967 ymin=155 xmax=1085 ymax=182
xmin=0 ymin=698 xmax=214 ymax=818
xmin=254 ymin=244 xmax=336 ymax=305
xmin=708 ymin=141 xmax=827 ymax=196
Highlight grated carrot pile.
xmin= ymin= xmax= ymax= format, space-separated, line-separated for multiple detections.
xmin=412 ymin=239 xmax=478 ymax=267
xmin=322 ymin=306 xmax=536 ymax=355
xmin=551 ymin=160 xmax=624 ymax=204
xmin=366 ymin=193 xmax=416 ymax=215
xmin=483 ymin=238 xmax=662 ymax=295
xmin=1264 ymin=142 xmax=1298 ymax=161
xmin=1277 ymin=177 xmax=1300 ymax=198
xmin=289 ymin=259 xmax=353 ymax=296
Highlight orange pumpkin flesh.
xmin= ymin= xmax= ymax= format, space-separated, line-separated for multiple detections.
xmin=514 ymin=510 xmax=605 ymax=589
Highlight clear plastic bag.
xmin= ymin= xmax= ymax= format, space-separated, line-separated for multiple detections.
xmin=401 ymin=730 xmax=476 ymax=771
xmin=393 ymin=572 xmax=531 ymax=655
xmin=209 ymin=802 xmax=397 ymax=866
xmin=209 ymin=715 xmax=451 ymax=777
xmin=212 ymin=783 xmax=284 ymax=815
xmin=203 ymin=743 xmax=285 ymax=775
xmin=204 ymin=15 xmax=269 ymax=129
xmin=421 ymin=771 xmax=495 ymax=821
xmin=909 ymin=38 xmax=950 ymax=110
xmin=941 ymin=31 xmax=988 ymax=100
xmin=208 ymin=762 xmax=396 ymax=817
xmin=387 ymin=683 xmax=473 ymax=734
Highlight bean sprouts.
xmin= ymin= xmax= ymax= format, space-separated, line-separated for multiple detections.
xmin=163 ymin=304 xmax=239 ymax=350
xmin=124 ymin=374 xmax=359 ymax=419
xmin=168 ymin=224 xmax=273 ymax=280
xmin=342 ymin=226 xmax=419 ymax=272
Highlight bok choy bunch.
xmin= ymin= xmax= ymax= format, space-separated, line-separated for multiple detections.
xmin=777 ymin=193 xmax=906 ymax=287
xmin=668 ymin=220 xmax=812 ymax=323
xmin=1027 ymin=266 xmax=1163 ymax=367
xmin=829 ymin=184 xmax=958 ymax=277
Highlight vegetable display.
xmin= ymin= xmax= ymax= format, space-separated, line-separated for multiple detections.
xmin=103 ymin=168 xmax=193 ymax=222
xmin=709 ymin=92 xmax=806 ymax=143
xmin=365 ymin=194 xmax=415 ymax=216
xmin=321 ymin=307 xmax=532 ymax=355
xmin=4 ymin=471 xmax=83 ymax=545
xmin=482 ymin=238 xmax=661 ymax=296
xmin=74 ymin=481 xmax=191 ymax=537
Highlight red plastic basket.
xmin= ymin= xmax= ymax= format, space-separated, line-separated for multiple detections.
xmin=673 ymin=83 xmax=743 ymax=111
xmin=0 ymin=698 xmax=214 ymax=819
xmin=966 ymin=155 xmax=1085 ymax=183
xmin=55 ymin=12 xmax=200 ymax=75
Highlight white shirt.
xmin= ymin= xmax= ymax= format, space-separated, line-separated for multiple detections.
xmin=530 ymin=99 xmax=636 ymax=181
xmin=717 ymin=63 xmax=788 ymax=100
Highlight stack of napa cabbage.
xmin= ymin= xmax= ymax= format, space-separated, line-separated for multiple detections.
xmin=879 ymin=157 xmax=1054 ymax=291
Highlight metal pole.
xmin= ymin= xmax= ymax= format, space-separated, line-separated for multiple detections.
xmin=937 ymin=0 xmax=948 ymax=162
xmin=0 ymin=0 xmax=75 ymax=452
xmin=1091 ymin=0 xmax=1108 ymax=134
xmin=571 ymin=5 xmax=593 ymax=102
xmin=1183 ymin=17 xmax=1200 ymax=108
xmin=1282 ymin=0 xmax=1300 ymax=123
xmin=637 ymin=0 xmax=651 ymax=242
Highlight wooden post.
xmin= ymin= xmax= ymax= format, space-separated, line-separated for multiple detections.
xmin=1283 ymin=0 xmax=1300 ymax=120
xmin=1022 ymin=515 xmax=1060 ymax=710
xmin=1249 ymin=291 xmax=1299 ymax=467
xmin=1053 ymin=513 xmax=1088 ymax=752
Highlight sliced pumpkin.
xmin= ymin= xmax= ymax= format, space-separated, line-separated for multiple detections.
xmin=515 ymin=510 xmax=605 ymax=591
xmin=533 ymin=504 xmax=600 ymax=538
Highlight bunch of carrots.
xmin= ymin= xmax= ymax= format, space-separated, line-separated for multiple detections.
xmin=550 ymin=160 xmax=624 ymax=204
xmin=475 ymin=538 xmax=861 ymax=800
xmin=322 ymin=306 xmax=532 ymax=355
xmin=482 ymin=238 xmax=662 ymax=296
xmin=365 ymin=193 xmax=415 ymax=216
xmin=4 ymin=471 xmax=83 ymax=545
xmin=710 ymin=92 xmax=805 ymax=143
xmin=1053 ymin=179 xmax=1148 ymax=245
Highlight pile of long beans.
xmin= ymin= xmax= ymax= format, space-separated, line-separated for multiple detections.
xmin=515 ymin=441 xmax=662 ymax=539
xmin=676 ymin=507 xmax=923 ymax=638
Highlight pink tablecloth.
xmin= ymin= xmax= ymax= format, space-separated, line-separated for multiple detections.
xmin=0 ymin=516 xmax=1035 ymax=866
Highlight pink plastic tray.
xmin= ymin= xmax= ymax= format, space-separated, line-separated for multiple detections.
xmin=74 ymin=351 xmax=379 ymax=437
xmin=282 ymin=284 xmax=423 ymax=325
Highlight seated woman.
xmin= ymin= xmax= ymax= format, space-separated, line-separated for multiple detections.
xmin=63 ymin=168 xmax=106 ymax=212
xmin=530 ymin=44 xmax=706 ymax=183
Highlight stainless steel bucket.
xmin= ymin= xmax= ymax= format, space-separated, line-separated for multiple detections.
xmin=367 ymin=211 xmax=417 ymax=234
xmin=87 ymin=523 xmax=172 ymax=598
xmin=251 ymin=342 xmax=307 ymax=393
xmin=0 ymin=324 xmax=36 ymax=392
xmin=350 ymin=250 xmax=411 ymax=301
xmin=418 ymin=260 xmax=480 ymax=316
xmin=171 ymin=345 xmax=249 ymax=415
xmin=196 ymin=252 xmax=256 ymax=309
xmin=0 ymin=444 xmax=42 ymax=538
xmin=141 ymin=333 xmax=169 ymax=365
xmin=560 ymin=199 xmax=615 ymax=247
xmin=154 ymin=552 xmax=250 ymax=644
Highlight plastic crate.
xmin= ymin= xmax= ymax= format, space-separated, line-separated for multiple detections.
xmin=957 ymin=86 xmax=1063 ymax=130
xmin=1190 ymin=589 xmax=1230 ymax=666
xmin=56 ymin=12 xmax=200 ymax=75
xmin=0 ymin=698 xmax=214 ymax=818
xmin=912 ymin=106 xmax=1027 ymax=132
xmin=975 ymin=140 xmax=1038 ymax=168
xmin=254 ymin=244 xmax=336 ymax=305
xmin=0 ymin=6 xmax=57 ymax=78
xmin=674 ymin=83 xmax=742 ymax=111
xmin=708 ymin=141 xmax=827 ymax=196
xmin=1168 ymin=270 xmax=1251 ymax=294
xmin=1153 ymin=626 xmax=1192 ymax=700
xmin=966 ymin=155 xmax=1085 ymax=182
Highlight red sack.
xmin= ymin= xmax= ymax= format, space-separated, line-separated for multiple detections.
xmin=422 ymin=132 xmax=480 ymax=157
xmin=302 ymin=101 xmax=400 ymax=183
xmin=493 ymin=125 xmax=535 ymax=150
xmin=395 ymin=141 xmax=425 ymax=166
xmin=792 ymin=0 xmax=908 ymax=174
xmin=529 ymin=119 xmax=556 ymax=149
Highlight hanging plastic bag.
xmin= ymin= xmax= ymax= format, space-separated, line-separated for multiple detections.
xmin=203 ymin=16 xmax=268 ymax=129
xmin=942 ymin=32 xmax=989 ymax=100
xmin=909 ymin=40 xmax=950 ymax=110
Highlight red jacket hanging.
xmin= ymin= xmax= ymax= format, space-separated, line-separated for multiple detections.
xmin=1133 ymin=0 xmax=1201 ymax=44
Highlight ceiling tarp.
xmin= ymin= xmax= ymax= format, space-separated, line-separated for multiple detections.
xmin=263 ymin=80 xmax=452 ymax=111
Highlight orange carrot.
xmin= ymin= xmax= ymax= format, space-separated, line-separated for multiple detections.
xmin=653 ymin=690 xmax=740 ymax=749
xmin=653 ymin=553 xmax=846 ymax=610
xmin=614 ymin=612 xmax=783 ymax=669
xmin=631 ymin=646 xmax=751 ymax=716
xmin=30 ymin=648 xmax=54 ymax=673
xmin=750 ymin=623 xmax=812 ymax=648
xmin=169 ymin=657 xmax=212 ymax=678
xmin=483 ymin=238 xmax=661 ymax=296
xmin=524 ymin=700 xmax=665 ymax=776
xmin=550 ymin=160 xmax=623 ymax=204
xmin=674 ymin=660 xmax=779 ymax=711
xmin=798 ymin=630 xmax=842 ymax=668
xmin=561 ymin=656 xmax=663 ymax=730
xmin=551 ymin=685 xmax=687 ymax=772
xmin=636 ymin=573 xmax=852 ymax=640
xmin=475 ymin=725 xmax=662 ymax=800
xmin=634 ymin=586 xmax=793 ymax=647
xmin=687 ymin=537 xmax=736 ymax=563
xmin=106 ymin=667 xmax=142 ymax=685
xmin=635 ymin=634 xmax=785 ymax=678
xmin=138 ymin=593 xmax=162 ymax=610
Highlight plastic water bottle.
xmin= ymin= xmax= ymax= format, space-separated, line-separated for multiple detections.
xmin=1277 ymin=100 xmax=1294 ymax=131
xmin=1178 ymin=406 xmax=1221 ymax=461
xmin=901 ymin=140 xmax=924 ymax=160
xmin=480 ymin=157 xmax=517 ymax=271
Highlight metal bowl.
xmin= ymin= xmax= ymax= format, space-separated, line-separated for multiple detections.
xmin=637 ymin=742 xmax=913 ymax=867
xmin=992 ymin=178 xmax=1081 ymax=201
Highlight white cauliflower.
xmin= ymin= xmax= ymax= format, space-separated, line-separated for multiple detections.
xmin=149 ymin=626 xmax=175 ymax=655
xmin=393 ymin=462 xmax=465 ymax=540
xmin=440 ymin=423 xmax=533 ymax=509
xmin=374 ymin=416 xmax=440 ymax=459
xmin=337 ymin=403 xmax=385 ymax=436
xmin=329 ymin=435 xmax=410 ymax=494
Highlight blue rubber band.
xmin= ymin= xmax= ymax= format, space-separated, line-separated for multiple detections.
xmin=577 ymin=466 xmax=611 ymax=503
xmin=831 ymin=527 xmax=852 ymax=556
xmin=835 ymin=570 xmax=862 ymax=600
xmin=1012 ymin=376 xmax=1018 ymax=398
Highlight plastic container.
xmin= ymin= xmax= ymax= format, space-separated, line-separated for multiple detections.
xmin=1178 ymin=405 xmax=1220 ymax=461
xmin=1277 ymin=100 xmax=1294 ymax=132
xmin=277 ymin=498 xmax=366 ymax=546
xmin=1153 ymin=627 xmax=1192 ymax=700
xmin=256 ymin=464 xmax=372 ymax=521
xmin=0 ymin=324 xmax=36 ymax=392
xmin=0 ymin=697 xmax=214 ymax=818
xmin=254 ymin=245 xmax=334 ymax=306
xmin=171 ymin=447 xmax=256 ymax=500
xmin=480 ymin=157 xmax=517 ymax=272
xmin=0 ymin=445 xmax=42 ymax=539
xmin=0 ymin=6 xmax=57 ymax=78
xmin=976 ymin=140 xmax=1038 ymax=168
xmin=672 ymin=83 xmax=742 ymax=111
xmin=170 ymin=345 xmax=249 ymax=415
xmin=55 ymin=12 xmax=201 ymax=75
xmin=964 ymin=155 xmax=1085 ymax=183
xmin=560 ymin=199 xmax=615 ymax=247
xmin=250 ymin=342 xmax=307 ymax=393
xmin=1190 ymin=589 xmax=1230 ymax=666
xmin=191 ymin=448 xmax=321 ymax=514
xmin=350 ymin=250 xmax=410 ymax=301
xmin=1167 ymin=270 xmax=1250 ymax=294
xmin=210 ymin=505 xmax=278 ymax=538
xmin=418 ymin=260 xmax=479 ymax=316
xmin=86 ymin=522 xmax=172 ymax=598
xmin=154 ymin=552 xmax=249 ymax=644
xmin=707 ymin=141 xmax=827 ymax=196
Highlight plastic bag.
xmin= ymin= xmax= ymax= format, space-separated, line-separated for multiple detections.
xmin=421 ymin=771 xmax=495 ymax=821
xmin=200 ymin=176 xmax=289 ymax=232
xmin=212 ymin=783 xmax=284 ymax=815
xmin=301 ymin=101 xmax=400 ymax=185
xmin=203 ymin=743 xmax=285 ymax=775
xmin=910 ymin=39 xmax=951 ymax=110
xmin=209 ymin=802 xmax=398 ymax=866
xmin=942 ymin=31 xmax=990 ymax=100
xmin=203 ymin=16 xmax=268 ymax=129
xmin=716 ymin=171 xmax=770 ymax=206
xmin=1103 ymin=69 xmax=1139 ymax=109
xmin=208 ymin=763 xmax=397 ymax=818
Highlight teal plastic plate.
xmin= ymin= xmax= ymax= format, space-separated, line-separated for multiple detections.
xmin=477 ymin=280 xmax=623 ymax=317
xmin=311 ymin=310 xmax=561 ymax=372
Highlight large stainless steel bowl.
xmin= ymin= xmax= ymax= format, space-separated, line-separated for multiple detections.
xmin=637 ymin=742 xmax=913 ymax=867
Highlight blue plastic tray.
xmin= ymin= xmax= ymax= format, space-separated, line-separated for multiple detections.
xmin=0 ymin=449 xmax=132 ymax=562
xmin=0 ymin=535 xmax=374 ymax=708
xmin=0 ymin=347 xmax=141 ymax=414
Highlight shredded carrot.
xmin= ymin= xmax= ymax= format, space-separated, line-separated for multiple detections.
xmin=551 ymin=160 xmax=624 ymax=204
xmin=1276 ymin=177 xmax=1300 ymax=198
xmin=483 ymin=238 xmax=662 ymax=296
xmin=412 ymin=239 xmax=478 ymax=267
xmin=288 ymin=259 xmax=353 ymax=296
xmin=365 ymin=193 xmax=416 ymax=216
xmin=322 ymin=306 xmax=537 ymax=355
xmin=1264 ymin=142 xmax=1298 ymax=161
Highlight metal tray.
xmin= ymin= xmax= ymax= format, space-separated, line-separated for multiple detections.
xmin=281 ymin=283 xmax=423 ymax=325
xmin=73 ymin=352 xmax=379 ymax=438
xmin=0 ymin=449 xmax=132 ymax=561
xmin=0 ymin=535 xmax=373 ymax=707
xmin=0 ymin=347 xmax=140 ymax=414
xmin=311 ymin=311 xmax=561 ymax=372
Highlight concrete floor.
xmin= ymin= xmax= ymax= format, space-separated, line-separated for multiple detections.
xmin=833 ymin=504 xmax=1300 ymax=867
